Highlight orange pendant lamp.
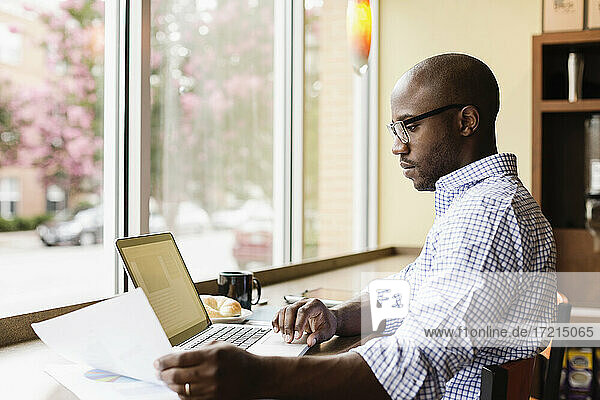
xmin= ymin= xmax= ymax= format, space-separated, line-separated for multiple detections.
xmin=346 ymin=0 xmax=372 ymax=74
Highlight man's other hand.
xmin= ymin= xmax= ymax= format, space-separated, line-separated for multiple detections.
xmin=155 ymin=341 xmax=257 ymax=400
xmin=272 ymin=298 xmax=337 ymax=347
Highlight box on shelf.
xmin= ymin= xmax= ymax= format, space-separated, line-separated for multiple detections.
xmin=588 ymin=0 xmax=600 ymax=29
xmin=544 ymin=0 xmax=584 ymax=32
xmin=559 ymin=348 xmax=596 ymax=400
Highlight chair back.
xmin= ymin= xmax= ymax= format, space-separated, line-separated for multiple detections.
xmin=480 ymin=296 xmax=572 ymax=400
xmin=481 ymin=358 xmax=536 ymax=400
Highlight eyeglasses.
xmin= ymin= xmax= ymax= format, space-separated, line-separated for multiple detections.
xmin=386 ymin=104 xmax=467 ymax=144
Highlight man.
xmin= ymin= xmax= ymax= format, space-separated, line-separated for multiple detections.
xmin=154 ymin=53 xmax=556 ymax=399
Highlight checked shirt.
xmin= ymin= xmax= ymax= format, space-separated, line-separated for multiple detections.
xmin=351 ymin=153 xmax=557 ymax=399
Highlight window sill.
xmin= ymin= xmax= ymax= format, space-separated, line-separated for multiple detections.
xmin=0 ymin=246 xmax=420 ymax=347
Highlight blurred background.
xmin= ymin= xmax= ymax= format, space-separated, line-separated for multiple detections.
xmin=0 ymin=0 xmax=357 ymax=316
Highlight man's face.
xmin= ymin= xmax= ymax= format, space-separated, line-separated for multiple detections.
xmin=390 ymin=80 xmax=460 ymax=191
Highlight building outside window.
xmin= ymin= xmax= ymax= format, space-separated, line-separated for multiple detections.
xmin=0 ymin=0 xmax=108 ymax=318
xmin=0 ymin=22 xmax=23 ymax=66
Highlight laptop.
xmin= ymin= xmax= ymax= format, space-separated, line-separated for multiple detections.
xmin=115 ymin=232 xmax=309 ymax=357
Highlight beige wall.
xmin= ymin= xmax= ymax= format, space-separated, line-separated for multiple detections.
xmin=378 ymin=0 xmax=542 ymax=247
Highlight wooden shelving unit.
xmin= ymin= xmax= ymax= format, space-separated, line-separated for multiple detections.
xmin=532 ymin=30 xmax=600 ymax=272
xmin=539 ymin=99 xmax=600 ymax=112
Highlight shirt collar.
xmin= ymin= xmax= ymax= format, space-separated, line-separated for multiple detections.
xmin=434 ymin=153 xmax=518 ymax=218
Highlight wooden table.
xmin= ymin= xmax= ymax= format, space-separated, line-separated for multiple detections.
xmin=0 ymin=254 xmax=414 ymax=399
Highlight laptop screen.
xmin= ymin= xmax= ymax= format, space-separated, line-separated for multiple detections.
xmin=116 ymin=233 xmax=210 ymax=346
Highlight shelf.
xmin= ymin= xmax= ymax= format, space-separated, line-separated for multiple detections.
xmin=533 ymin=31 xmax=600 ymax=272
xmin=534 ymin=30 xmax=600 ymax=45
xmin=539 ymin=99 xmax=600 ymax=112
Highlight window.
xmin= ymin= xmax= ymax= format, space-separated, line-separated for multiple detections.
xmin=0 ymin=22 xmax=23 ymax=66
xmin=0 ymin=0 xmax=110 ymax=318
xmin=149 ymin=0 xmax=276 ymax=281
xmin=46 ymin=184 xmax=67 ymax=214
xmin=0 ymin=0 xmax=377 ymax=320
xmin=0 ymin=177 xmax=19 ymax=218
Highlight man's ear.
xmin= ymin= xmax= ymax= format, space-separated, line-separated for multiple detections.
xmin=459 ymin=105 xmax=479 ymax=137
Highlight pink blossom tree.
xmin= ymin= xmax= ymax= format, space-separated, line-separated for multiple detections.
xmin=0 ymin=0 xmax=104 ymax=200
xmin=150 ymin=0 xmax=274 ymax=213
xmin=1 ymin=0 xmax=275 ymax=214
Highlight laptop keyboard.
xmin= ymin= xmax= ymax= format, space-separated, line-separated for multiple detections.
xmin=184 ymin=325 xmax=272 ymax=351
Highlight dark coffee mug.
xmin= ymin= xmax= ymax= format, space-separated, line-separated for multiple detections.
xmin=218 ymin=271 xmax=261 ymax=310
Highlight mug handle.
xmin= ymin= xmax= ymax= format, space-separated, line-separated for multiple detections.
xmin=251 ymin=278 xmax=262 ymax=305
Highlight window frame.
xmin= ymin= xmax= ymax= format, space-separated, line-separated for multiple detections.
xmin=121 ymin=0 xmax=151 ymax=292
xmin=368 ymin=0 xmax=380 ymax=249
xmin=0 ymin=0 xmax=380 ymax=344
xmin=290 ymin=0 xmax=305 ymax=263
xmin=104 ymin=0 xmax=126 ymax=293
xmin=272 ymin=0 xmax=291 ymax=266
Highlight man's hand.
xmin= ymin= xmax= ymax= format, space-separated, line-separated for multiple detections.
xmin=272 ymin=298 xmax=337 ymax=347
xmin=155 ymin=341 xmax=257 ymax=400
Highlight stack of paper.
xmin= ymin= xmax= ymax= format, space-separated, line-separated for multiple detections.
xmin=32 ymin=288 xmax=178 ymax=399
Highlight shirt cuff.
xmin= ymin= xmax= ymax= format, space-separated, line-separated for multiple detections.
xmin=350 ymin=335 xmax=430 ymax=400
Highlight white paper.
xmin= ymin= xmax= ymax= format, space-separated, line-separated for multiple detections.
xmin=32 ymin=288 xmax=174 ymax=384
xmin=45 ymin=364 xmax=178 ymax=400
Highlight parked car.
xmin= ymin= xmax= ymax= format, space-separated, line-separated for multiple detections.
xmin=232 ymin=217 xmax=273 ymax=268
xmin=37 ymin=206 xmax=103 ymax=246
xmin=37 ymin=205 xmax=168 ymax=246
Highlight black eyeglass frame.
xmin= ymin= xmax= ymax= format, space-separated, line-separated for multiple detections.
xmin=386 ymin=103 xmax=468 ymax=144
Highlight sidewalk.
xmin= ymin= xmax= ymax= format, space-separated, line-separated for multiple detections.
xmin=0 ymin=230 xmax=44 ymax=251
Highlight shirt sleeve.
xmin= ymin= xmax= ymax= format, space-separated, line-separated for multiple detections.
xmin=363 ymin=257 xmax=419 ymax=335
xmin=351 ymin=196 xmax=556 ymax=399
xmin=359 ymin=253 xmax=417 ymax=328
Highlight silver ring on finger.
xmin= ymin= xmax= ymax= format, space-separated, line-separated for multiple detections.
xmin=185 ymin=382 xmax=191 ymax=396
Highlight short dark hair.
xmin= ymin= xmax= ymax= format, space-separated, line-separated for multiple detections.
xmin=409 ymin=53 xmax=500 ymax=129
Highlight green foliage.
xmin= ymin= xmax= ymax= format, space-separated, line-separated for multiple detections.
xmin=0 ymin=218 xmax=14 ymax=232
xmin=0 ymin=214 xmax=53 ymax=232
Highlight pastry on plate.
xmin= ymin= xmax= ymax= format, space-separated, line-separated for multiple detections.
xmin=200 ymin=295 xmax=242 ymax=318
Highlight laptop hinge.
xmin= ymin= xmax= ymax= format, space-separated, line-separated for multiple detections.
xmin=177 ymin=327 xmax=212 ymax=348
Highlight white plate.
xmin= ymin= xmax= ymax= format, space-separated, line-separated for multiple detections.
xmin=210 ymin=308 xmax=253 ymax=324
